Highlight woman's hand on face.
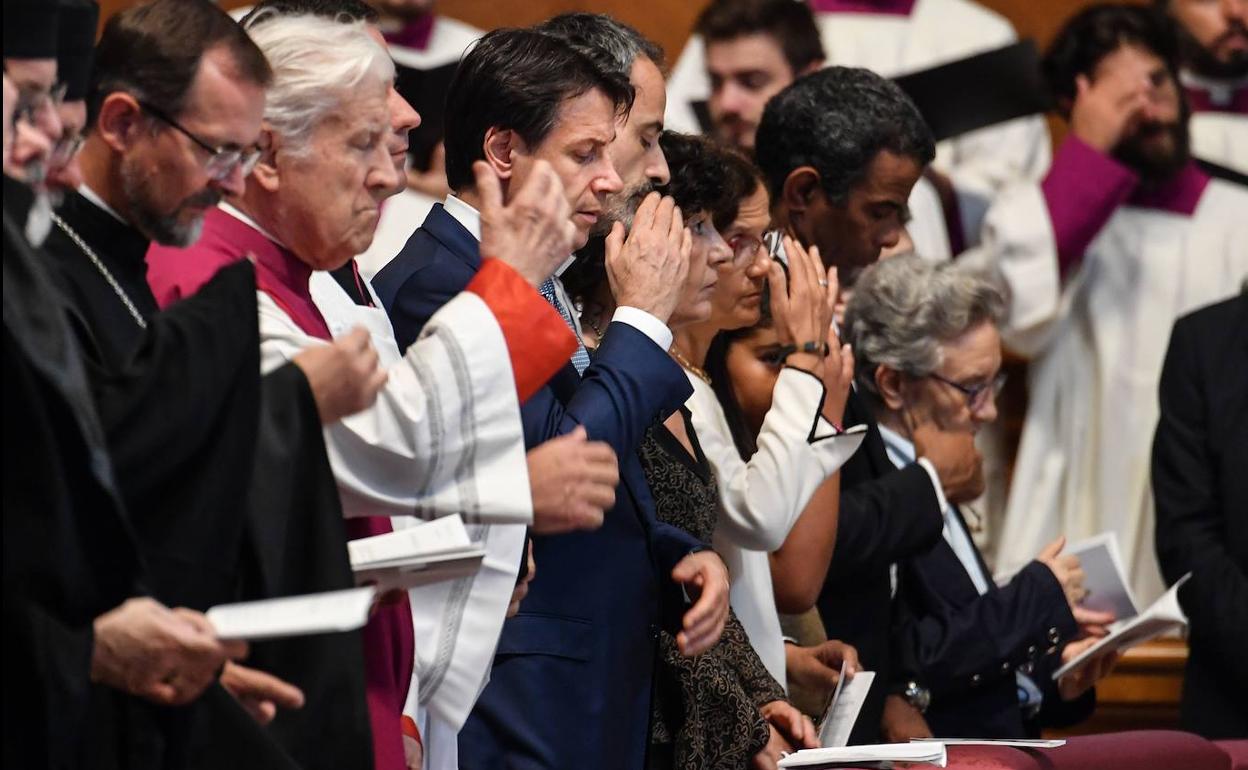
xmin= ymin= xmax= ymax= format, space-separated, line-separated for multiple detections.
xmin=767 ymin=236 xmax=833 ymax=377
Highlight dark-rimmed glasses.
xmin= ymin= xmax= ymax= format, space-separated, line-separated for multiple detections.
xmin=139 ymin=100 xmax=261 ymax=181
xmin=928 ymin=371 xmax=1007 ymax=411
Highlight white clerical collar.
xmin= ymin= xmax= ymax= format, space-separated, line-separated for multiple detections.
xmin=443 ymin=193 xmax=577 ymax=276
xmin=1180 ymin=69 xmax=1248 ymax=106
xmin=218 ymin=201 xmax=288 ymax=249
xmin=78 ymin=184 xmax=128 ymax=225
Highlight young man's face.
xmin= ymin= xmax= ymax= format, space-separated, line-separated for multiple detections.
xmin=1095 ymin=44 xmax=1188 ymax=179
xmin=804 ymin=150 xmax=922 ymax=278
xmin=706 ymin=33 xmax=795 ymax=151
xmin=511 ymin=87 xmax=623 ymax=250
xmin=1168 ymin=0 xmax=1248 ymax=78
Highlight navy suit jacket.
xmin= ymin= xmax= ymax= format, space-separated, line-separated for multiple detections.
xmin=373 ymin=203 xmax=703 ymax=769
xmin=893 ymin=507 xmax=1093 ymax=738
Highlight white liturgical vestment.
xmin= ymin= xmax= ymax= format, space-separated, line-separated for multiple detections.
xmin=965 ymin=137 xmax=1248 ymax=604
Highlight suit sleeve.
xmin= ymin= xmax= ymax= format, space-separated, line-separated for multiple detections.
xmin=1152 ymin=312 xmax=1248 ymax=691
xmin=896 ymin=560 xmax=1076 ymax=700
xmin=828 ymin=463 xmax=945 ymax=579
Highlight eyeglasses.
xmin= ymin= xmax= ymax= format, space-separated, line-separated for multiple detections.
xmin=50 ymin=132 xmax=86 ymax=166
xmin=13 ymin=82 xmax=67 ymax=126
xmin=726 ymin=233 xmax=766 ymax=267
xmin=138 ymin=100 xmax=261 ymax=181
xmin=928 ymin=371 xmax=1007 ymax=411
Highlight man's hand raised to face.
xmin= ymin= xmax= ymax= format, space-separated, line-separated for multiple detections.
xmin=526 ymin=426 xmax=620 ymax=534
xmin=1069 ymin=57 xmax=1152 ymax=154
xmin=475 ymin=159 xmax=577 ymax=288
xmin=605 ymin=192 xmax=691 ymax=325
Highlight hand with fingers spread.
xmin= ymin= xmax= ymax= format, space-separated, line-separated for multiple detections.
xmin=220 ymin=661 xmax=306 ymax=725
xmin=526 ymin=426 xmax=620 ymax=534
xmin=91 ymin=597 xmax=248 ymax=706
xmin=605 ymin=192 xmax=690 ymax=325
xmin=1069 ymin=67 xmax=1151 ymax=153
xmin=1056 ymin=636 xmax=1119 ymax=701
xmin=672 ymin=550 xmax=730 ymax=657
xmin=766 ymin=236 xmax=834 ymax=379
xmin=293 ymin=327 xmax=388 ymax=424
xmin=1036 ymin=536 xmax=1088 ymax=608
xmin=474 ymin=159 xmax=576 ymax=288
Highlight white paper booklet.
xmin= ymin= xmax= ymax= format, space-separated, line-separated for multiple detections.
xmin=1067 ymin=532 xmax=1138 ymax=621
xmin=349 ymin=514 xmax=487 ymax=591
xmin=1052 ymin=573 xmax=1191 ymax=680
xmin=779 ymin=742 xmax=947 ymax=768
xmin=818 ymin=663 xmax=877 ymax=748
xmin=912 ymin=738 xmax=1066 ymax=748
xmin=207 ymin=586 xmax=376 ymax=641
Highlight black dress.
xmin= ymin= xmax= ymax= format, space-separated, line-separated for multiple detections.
xmin=640 ymin=410 xmax=787 ymax=770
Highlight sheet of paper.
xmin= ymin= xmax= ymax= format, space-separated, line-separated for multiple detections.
xmin=354 ymin=547 xmax=486 ymax=591
xmin=778 ymin=742 xmax=947 ymax=768
xmin=1052 ymin=573 xmax=1191 ymax=680
xmin=818 ymin=663 xmax=876 ymax=748
xmin=348 ymin=513 xmax=473 ymax=569
xmin=1067 ymin=532 xmax=1138 ymax=621
xmin=207 ymin=586 xmax=376 ymax=641
xmin=912 ymin=738 xmax=1066 ymax=748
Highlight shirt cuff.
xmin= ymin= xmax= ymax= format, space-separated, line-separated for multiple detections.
xmin=612 ymin=306 xmax=673 ymax=350
xmin=915 ymin=457 xmax=950 ymax=513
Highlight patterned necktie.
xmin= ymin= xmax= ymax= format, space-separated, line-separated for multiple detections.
xmin=538 ymin=276 xmax=591 ymax=375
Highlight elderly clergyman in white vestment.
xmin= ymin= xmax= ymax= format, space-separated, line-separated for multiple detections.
xmin=146 ymin=15 xmax=621 ymax=770
xmin=969 ymin=4 xmax=1248 ymax=603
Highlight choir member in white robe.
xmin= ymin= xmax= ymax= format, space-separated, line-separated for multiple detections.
xmin=966 ymin=5 xmax=1248 ymax=603
xmin=666 ymin=0 xmax=1051 ymax=247
xmin=1162 ymin=0 xmax=1248 ymax=173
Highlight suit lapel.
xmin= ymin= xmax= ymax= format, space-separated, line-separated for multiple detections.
xmin=424 ymin=203 xmax=483 ymax=271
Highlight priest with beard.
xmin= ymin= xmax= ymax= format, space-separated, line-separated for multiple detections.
xmin=39 ymin=2 xmax=388 ymax=768
xmin=1159 ymin=0 xmax=1248 ymax=174
xmin=971 ymin=4 xmax=1248 ymax=606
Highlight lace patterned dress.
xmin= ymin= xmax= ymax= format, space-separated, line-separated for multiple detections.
xmin=640 ymin=410 xmax=787 ymax=770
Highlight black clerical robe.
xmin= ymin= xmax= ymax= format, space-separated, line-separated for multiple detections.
xmin=2 ymin=175 xmax=143 ymax=769
xmin=42 ymin=191 xmax=372 ymax=770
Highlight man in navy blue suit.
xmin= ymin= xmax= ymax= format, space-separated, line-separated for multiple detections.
xmin=373 ymin=24 xmax=731 ymax=770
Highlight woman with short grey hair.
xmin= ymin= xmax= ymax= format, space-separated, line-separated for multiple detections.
xmin=842 ymin=253 xmax=1116 ymax=740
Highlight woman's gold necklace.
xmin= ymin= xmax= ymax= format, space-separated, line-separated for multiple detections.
xmin=669 ymin=345 xmax=711 ymax=385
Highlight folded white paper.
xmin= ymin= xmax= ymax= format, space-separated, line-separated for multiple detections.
xmin=779 ymin=742 xmax=947 ymax=768
xmin=348 ymin=513 xmax=486 ymax=591
xmin=1067 ymin=532 xmax=1138 ymax=621
xmin=818 ymin=664 xmax=876 ymax=748
xmin=1052 ymin=573 xmax=1191 ymax=680
xmin=912 ymin=738 xmax=1066 ymax=748
xmin=207 ymin=586 xmax=376 ymax=641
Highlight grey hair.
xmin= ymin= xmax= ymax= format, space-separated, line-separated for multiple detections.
xmin=845 ymin=254 xmax=1005 ymax=405
xmin=536 ymin=13 xmax=666 ymax=76
xmin=243 ymin=14 xmax=393 ymax=152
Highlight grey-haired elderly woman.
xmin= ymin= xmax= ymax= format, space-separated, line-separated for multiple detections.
xmin=844 ymin=254 xmax=1118 ymax=740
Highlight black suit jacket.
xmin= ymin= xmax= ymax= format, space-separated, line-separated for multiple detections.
xmin=816 ymin=389 xmax=945 ymax=743
xmin=1153 ymin=293 xmax=1248 ymax=739
xmin=894 ymin=506 xmax=1091 ymax=738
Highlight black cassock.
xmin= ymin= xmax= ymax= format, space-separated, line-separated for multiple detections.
xmin=42 ymin=191 xmax=372 ymax=770
xmin=2 ymin=176 xmax=143 ymax=769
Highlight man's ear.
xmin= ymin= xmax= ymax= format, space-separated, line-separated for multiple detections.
xmin=482 ymin=127 xmax=521 ymax=181
xmin=94 ymin=92 xmax=145 ymax=154
xmin=781 ymin=166 xmax=822 ymax=217
xmin=875 ymin=365 xmax=908 ymax=413
xmin=249 ymin=126 xmax=280 ymax=193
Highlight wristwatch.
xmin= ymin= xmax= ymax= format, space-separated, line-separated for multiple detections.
xmin=901 ymin=680 xmax=931 ymax=713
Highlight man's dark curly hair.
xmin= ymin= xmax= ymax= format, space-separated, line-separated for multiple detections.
xmin=754 ymin=66 xmax=934 ymax=206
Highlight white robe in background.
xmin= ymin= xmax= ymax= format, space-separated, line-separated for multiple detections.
xmin=965 ymin=142 xmax=1248 ymax=604
xmin=686 ymin=368 xmax=865 ymax=686
xmin=664 ymin=0 xmax=1051 ymax=246
xmin=1183 ymin=70 xmax=1248 ymax=176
